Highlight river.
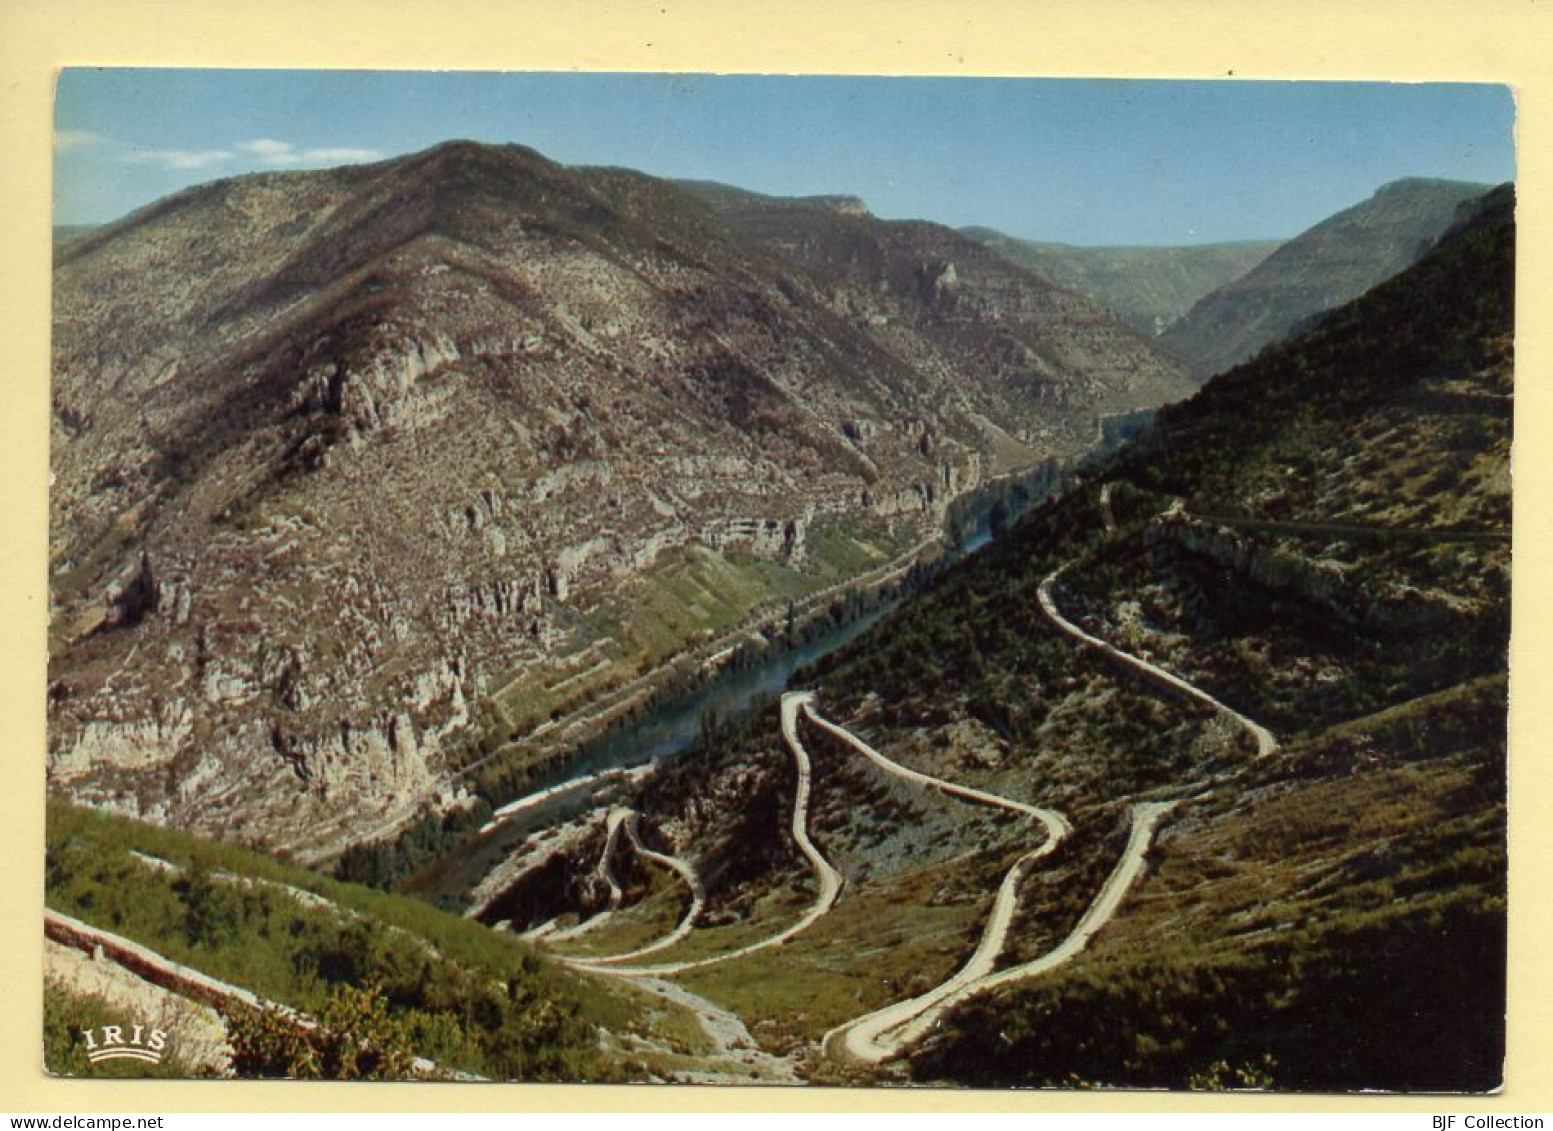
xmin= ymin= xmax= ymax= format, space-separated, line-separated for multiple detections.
xmin=412 ymin=478 xmax=1024 ymax=904
xmin=508 ymin=520 xmax=996 ymax=800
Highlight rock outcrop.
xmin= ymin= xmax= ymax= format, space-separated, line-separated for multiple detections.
xmin=1148 ymin=510 xmax=1464 ymax=631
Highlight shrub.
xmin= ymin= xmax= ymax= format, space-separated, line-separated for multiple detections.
xmin=226 ymin=981 xmax=418 ymax=1081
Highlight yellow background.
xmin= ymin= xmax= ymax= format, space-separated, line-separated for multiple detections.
xmin=2 ymin=0 xmax=1548 ymax=1112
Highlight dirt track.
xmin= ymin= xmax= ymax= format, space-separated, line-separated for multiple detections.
xmin=556 ymin=691 xmax=842 ymax=978
xmin=561 ymin=811 xmax=707 ymax=967
xmin=1038 ymin=562 xmax=1278 ymax=757
xmin=805 ymin=707 xmax=1070 ymax=1065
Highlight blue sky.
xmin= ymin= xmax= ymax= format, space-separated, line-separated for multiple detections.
xmin=53 ymin=70 xmax=1515 ymax=245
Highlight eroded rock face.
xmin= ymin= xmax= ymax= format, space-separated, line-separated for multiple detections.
xmin=1147 ymin=511 xmax=1465 ymax=631
xmin=699 ymin=514 xmax=810 ymax=562
xmin=48 ymin=141 xmax=1192 ymax=853
xmin=1148 ymin=513 xmax=1348 ymax=607
xmin=103 ymin=554 xmax=160 ymax=630
xmin=50 ymin=702 xmax=192 ymax=781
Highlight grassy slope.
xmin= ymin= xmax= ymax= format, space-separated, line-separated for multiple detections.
xmin=44 ymin=799 xmax=712 ymax=1080
xmin=912 ymin=678 xmax=1506 ymax=1091
xmin=44 ymin=984 xmax=215 ymax=1079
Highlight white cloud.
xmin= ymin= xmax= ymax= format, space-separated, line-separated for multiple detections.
xmin=301 ymin=147 xmax=382 ymax=164
xmin=237 ymin=138 xmax=383 ymax=167
xmin=123 ymin=147 xmax=236 ymax=171
xmin=102 ymin=137 xmax=383 ymax=174
xmin=53 ymin=129 xmax=106 ymax=153
xmin=238 ymin=138 xmax=294 ymax=158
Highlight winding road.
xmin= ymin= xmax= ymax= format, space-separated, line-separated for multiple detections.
xmin=546 ymin=808 xmax=629 ymax=943
xmin=531 ymin=480 xmax=1269 ymax=1067
xmin=829 ymin=799 xmax=1178 ymax=1062
xmin=802 ymin=705 xmax=1071 ymax=838
xmin=551 ymin=691 xmax=842 ymax=978
xmin=804 ymin=706 xmax=1071 ymax=1064
xmin=1038 ymin=561 xmax=1279 ymax=758
xmin=562 ymin=810 xmax=708 ymax=967
xmin=816 ymin=486 xmax=1258 ymax=1063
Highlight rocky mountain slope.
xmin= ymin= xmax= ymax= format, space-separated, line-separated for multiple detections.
xmin=47 ymin=140 xmax=1192 ymax=858
xmin=678 ymin=181 xmax=1193 ymax=423
xmin=1161 ymin=177 xmax=1491 ymax=378
xmin=490 ymin=182 xmax=1511 ymax=1088
xmin=960 ymin=230 xmax=1280 ymax=337
xmin=45 ymin=796 xmax=783 ymax=1083
xmin=52 ymin=224 xmax=97 ymax=246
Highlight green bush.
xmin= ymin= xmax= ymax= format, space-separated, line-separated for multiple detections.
xmin=45 ymin=799 xmax=624 ymax=1082
xmin=226 ymin=982 xmax=418 ymax=1080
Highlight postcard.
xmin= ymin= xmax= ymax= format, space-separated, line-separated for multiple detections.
xmin=37 ymin=67 xmax=1519 ymax=1097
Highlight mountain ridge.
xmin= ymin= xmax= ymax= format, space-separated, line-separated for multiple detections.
xmin=960 ymin=228 xmax=1282 ymax=338
xmin=1160 ymin=176 xmax=1492 ymax=378
xmin=44 ymin=140 xmax=1514 ymax=1090
xmin=48 ymin=139 xmax=1192 ymax=857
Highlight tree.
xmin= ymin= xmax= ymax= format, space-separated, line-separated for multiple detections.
xmin=226 ymin=982 xmax=419 ymax=1080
